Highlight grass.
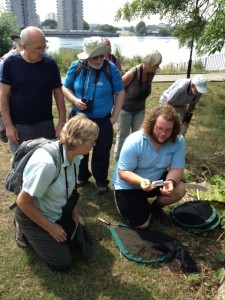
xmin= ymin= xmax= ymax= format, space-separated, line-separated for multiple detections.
xmin=49 ymin=48 xmax=208 ymax=76
xmin=0 ymin=82 xmax=225 ymax=300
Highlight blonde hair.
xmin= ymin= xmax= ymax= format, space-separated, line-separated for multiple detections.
xmin=143 ymin=50 xmax=162 ymax=68
xmin=60 ymin=114 xmax=99 ymax=150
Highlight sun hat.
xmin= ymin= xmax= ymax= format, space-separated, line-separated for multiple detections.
xmin=77 ymin=36 xmax=111 ymax=59
xmin=10 ymin=27 xmax=27 ymax=41
xmin=10 ymin=34 xmax=20 ymax=41
xmin=192 ymin=75 xmax=208 ymax=93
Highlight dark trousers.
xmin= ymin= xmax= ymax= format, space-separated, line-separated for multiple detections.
xmin=9 ymin=120 xmax=55 ymax=153
xmin=70 ymin=111 xmax=113 ymax=187
xmin=15 ymin=207 xmax=73 ymax=271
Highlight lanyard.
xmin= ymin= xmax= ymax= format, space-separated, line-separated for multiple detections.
xmin=81 ymin=59 xmax=101 ymax=101
xmin=59 ymin=143 xmax=77 ymax=200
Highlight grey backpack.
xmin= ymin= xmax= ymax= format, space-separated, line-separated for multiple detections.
xmin=5 ymin=138 xmax=61 ymax=206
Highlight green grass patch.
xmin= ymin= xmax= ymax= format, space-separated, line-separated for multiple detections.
xmin=0 ymin=82 xmax=225 ymax=299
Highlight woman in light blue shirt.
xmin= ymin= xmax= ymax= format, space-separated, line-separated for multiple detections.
xmin=15 ymin=114 xmax=99 ymax=271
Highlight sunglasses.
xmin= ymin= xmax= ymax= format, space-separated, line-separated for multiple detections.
xmin=92 ymin=54 xmax=105 ymax=60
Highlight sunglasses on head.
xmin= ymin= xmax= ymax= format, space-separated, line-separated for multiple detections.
xmin=92 ymin=54 xmax=105 ymax=60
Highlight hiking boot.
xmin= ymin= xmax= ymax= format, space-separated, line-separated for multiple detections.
xmin=151 ymin=202 xmax=172 ymax=226
xmin=0 ymin=130 xmax=8 ymax=143
xmin=14 ymin=218 xmax=30 ymax=248
xmin=96 ymin=186 xmax=108 ymax=196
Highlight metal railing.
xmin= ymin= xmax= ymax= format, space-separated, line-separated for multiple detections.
xmin=176 ymin=53 xmax=225 ymax=71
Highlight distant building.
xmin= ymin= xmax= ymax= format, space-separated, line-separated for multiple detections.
xmin=46 ymin=12 xmax=57 ymax=21
xmin=4 ymin=0 xmax=84 ymax=31
xmin=57 ymin=0 xmax=83 ymax=31
xmin=4 ymin=0 xmax=38 ymax=27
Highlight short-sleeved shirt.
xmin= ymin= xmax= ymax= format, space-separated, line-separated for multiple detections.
xmin=159 ymin=78 xmax=201 ymax=107
xmin=63 ymin=60 xmax=123 ymax=119
xmin=1 ymin=53 xmax=62 ymax=124
xmin=113 ymin=130 xmax=185 ymax=190
xmin=22 ymin=141 xmax=82 ymax=222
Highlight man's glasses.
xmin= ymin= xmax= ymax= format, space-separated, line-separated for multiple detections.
xmin=92 ymin=54 xmax=105 ymax=60
xmin=155 ymin=125 xmax=173 ymax=135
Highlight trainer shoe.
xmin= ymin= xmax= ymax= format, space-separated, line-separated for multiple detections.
xmin=0 ymin=130 xmax=8 ymax=143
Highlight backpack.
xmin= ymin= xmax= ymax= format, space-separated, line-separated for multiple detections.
xmin=170 ymin=200 xmax=221 ymax=234
xmin=75 ymin=59 xmax=113 ymax=90
xmin=5 ymin=138 xmax=61 ymax=203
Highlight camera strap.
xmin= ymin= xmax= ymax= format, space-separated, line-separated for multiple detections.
xmin=81 ymin=59 xmax=101 ymax=101
xmin=59 ymin=143 xmax=77 ymax=200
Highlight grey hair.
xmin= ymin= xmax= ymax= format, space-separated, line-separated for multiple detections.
xmin=142 ymin=50 xmax=162 ymax=68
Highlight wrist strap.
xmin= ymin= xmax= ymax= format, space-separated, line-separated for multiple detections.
xmin=167 ymin=179 xmax=177 ymax=187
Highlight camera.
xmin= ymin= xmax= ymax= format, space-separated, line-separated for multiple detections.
xmin=81 ymin=98 xmax=93 ymax=113
xmin=63 ymin=189 xmax=80 ymax=214
xmin=152 ymin=180 xmax=164 ymax=187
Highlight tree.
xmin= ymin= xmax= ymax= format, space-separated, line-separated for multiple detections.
xmin=115 ymin=0 xmax=225 ymax=55
xmin=41 ymin=19 xmax=57 ymax=29
xmin=136 ymin=21 xmax=146 ymax=35
xmin=97 ymin=24 xmax=121 ymax=33
xmin=0 ymin=10 xmax=17 ymax=56
xmin=83 ymin=20 xmax=90 ymax=30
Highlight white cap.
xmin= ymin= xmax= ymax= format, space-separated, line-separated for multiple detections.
xmin=192 ymin=75 xmax=208 ymax=93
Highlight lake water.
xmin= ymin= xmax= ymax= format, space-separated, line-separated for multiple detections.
xmin=46 ymin=35 xmax=225 ymax=66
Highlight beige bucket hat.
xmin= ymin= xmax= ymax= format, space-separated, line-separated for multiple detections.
xmin=78 ymin=36 xmax=111 ymax=59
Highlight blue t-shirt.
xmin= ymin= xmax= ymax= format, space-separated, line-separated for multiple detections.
xmin=113 ymin=130 xmax=185 ymax=190
xmin=63 ymin=60 xmax=123 ymax=118
xmin=1 ymin=53 xmax=62 ymax=124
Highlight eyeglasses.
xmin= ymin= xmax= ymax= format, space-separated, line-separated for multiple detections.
xmin=155 ymin=125 xmax=173 ymax=135
xmin=92 ymin=54 xmax=105 ymax=60
xmin=27 ymin=45 xmax=48 ymax=52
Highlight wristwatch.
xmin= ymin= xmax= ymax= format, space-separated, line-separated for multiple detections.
xmin=167 ymin=179 xmax=177 ymax=188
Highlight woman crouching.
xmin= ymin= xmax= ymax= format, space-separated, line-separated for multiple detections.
xmin=15 ymin=114 xmax=99 ymax=271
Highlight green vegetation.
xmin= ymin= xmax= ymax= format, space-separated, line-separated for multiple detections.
xmin=41 ymin=19 xmax=57 ymax=29
xmin=115 ymin=0 xmax=225 ymax=56
xmin=83 ymin=20 xmax=90 ymax=30
xmin=96 ymin=24 xmax=121 ymax=33
xmin=0 ymin=81 xmax=224 ymax=299
xmin=49 ymin=48 xmax=207 ymax=76
xmin=0 ymin=11 xmax=17 ymax=56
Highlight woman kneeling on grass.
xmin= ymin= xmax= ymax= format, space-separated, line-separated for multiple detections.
xmin=15 ymin=114 xmax=99 ymax=271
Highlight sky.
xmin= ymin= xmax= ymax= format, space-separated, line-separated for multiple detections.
xmin=35 ymin=0 xmax=161 ymax=26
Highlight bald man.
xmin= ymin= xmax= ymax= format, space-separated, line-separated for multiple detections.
xmin=0 ymin=26 xmax=66 ymax=153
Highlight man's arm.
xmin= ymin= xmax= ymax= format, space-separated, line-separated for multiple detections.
xmin=110 ymin=90 xmax=125 ymax=125
xmin=166 ymin=167 xmax=184 ymax=184
xmin=53 ymin=87 xmax=66 ymax=138
xmin=0 ymin=83 xmax=19 ymax=143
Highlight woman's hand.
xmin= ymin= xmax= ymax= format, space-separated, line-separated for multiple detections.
xmin=48 ymin=222 xmax=67 ymax=243
xmin=75 ymin=99 xmax=87 ymax=111
xmin=71 ymin=208 xmax=85 ymax=225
